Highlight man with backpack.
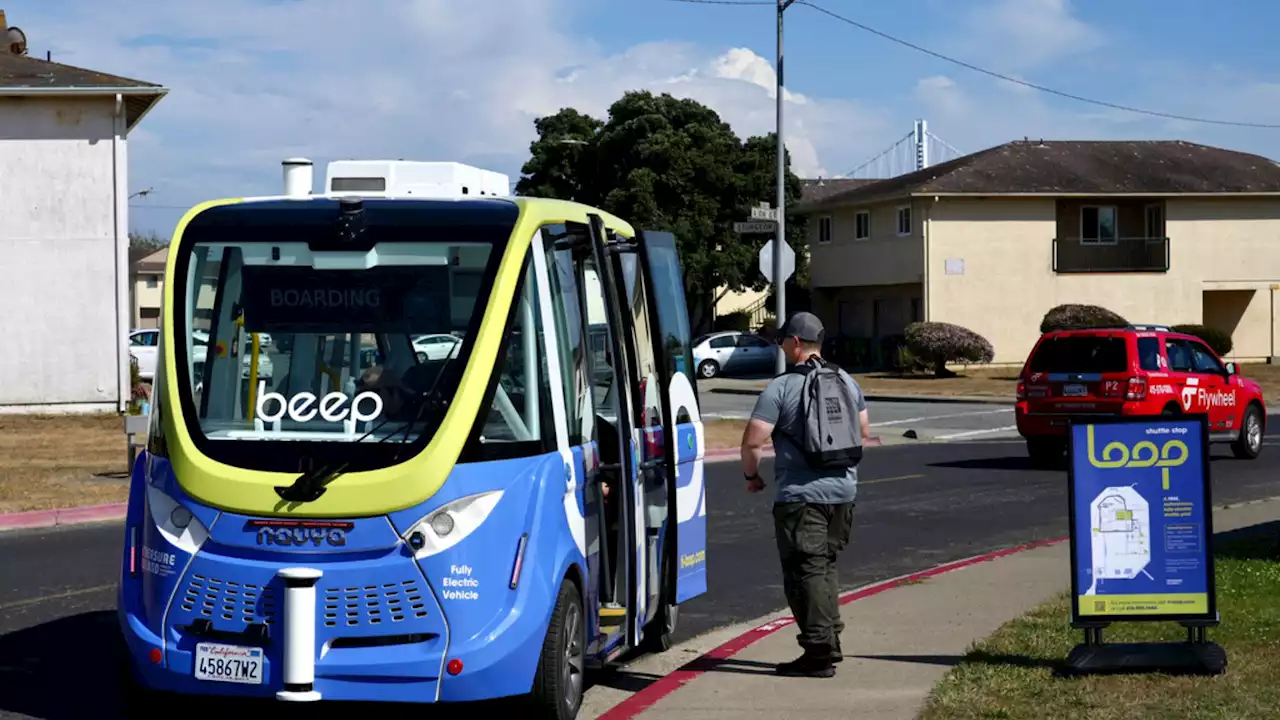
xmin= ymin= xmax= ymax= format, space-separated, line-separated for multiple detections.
xmin=740 ymin=312 xmax=872 ymax=678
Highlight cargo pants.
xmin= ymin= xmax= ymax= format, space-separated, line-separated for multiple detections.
xmin=772 ymin=500 xmax=856 ymax=658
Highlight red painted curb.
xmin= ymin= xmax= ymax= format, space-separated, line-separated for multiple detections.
xmin=598 ymin=535 xmax=1068 ymax=720
xmin=0 ymin=502 xmax=127 ymax=532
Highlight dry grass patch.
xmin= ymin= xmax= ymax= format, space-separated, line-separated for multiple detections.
xmin=703 ymin=418 xmax=747 ymax=450
xmin=920 ymin=528 xmax=1280 ymax=720
xmin=0 ymin=413 xmax=134 ymax=514
xmin=852 ymin=366 xmax=1019 ymax=398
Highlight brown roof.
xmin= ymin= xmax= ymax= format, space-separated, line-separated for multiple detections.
xmin=0 ymin=53 xmax=166 ymax=130
xmin=797 ymin=140 xmax=1280 ymax=212
xmin=799 ymin=178 xmax=880 ymax=205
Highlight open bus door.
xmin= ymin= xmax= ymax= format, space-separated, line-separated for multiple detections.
xmin=634 ymin=229 xmax=707 ymax=606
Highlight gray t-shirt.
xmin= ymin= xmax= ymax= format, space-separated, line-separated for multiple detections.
xmin=749 ymin=363 xmax=867 ymax=505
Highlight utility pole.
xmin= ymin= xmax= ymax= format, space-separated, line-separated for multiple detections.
xmin=774 ymin=0 xmax=795 ymax=374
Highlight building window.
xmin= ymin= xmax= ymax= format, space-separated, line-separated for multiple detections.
xmin=911 ymin=297 xmax=922 ymax=322
xmin=896 ymin=206 xmax=912 ymax=236
xmin=854 ymin=210 xmax=870 ymax=240
xmin=1081 ymin=205 xmax=1118 ymax=244
xmin=146 ymin=276 xmax=158 ymax=288
xmin=1144 ymin=204 xmax=1165 ymax=238
xmin=818 ymin=215 xmax=833 ymax=244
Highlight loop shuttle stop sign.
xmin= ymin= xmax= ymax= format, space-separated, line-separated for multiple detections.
xmin=1066 ymin=415 xmax=1217 ymax=624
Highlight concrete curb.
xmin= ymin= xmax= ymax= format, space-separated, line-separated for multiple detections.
xmin=709 ymin=387 xmax=1013 ymax=405
xmin=0 ymin=502 xmax=127 ymax=532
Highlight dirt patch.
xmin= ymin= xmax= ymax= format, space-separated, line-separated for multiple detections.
xmin=852 ymin=366 xmax=1019 ymax=398
xmin=703 ymin=418 xmax=747 ymax=451
xmin=0 ymin=413 xmax=134 ymax=514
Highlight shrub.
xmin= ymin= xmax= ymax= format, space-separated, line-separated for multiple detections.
xmin=1172 ymin=323 xmax=1234 ymax=356
xmin=879 ymin=333 xmax=927 ymax=373
xmin=1039 ymin=304 xmax=1127 ymax=334
xmin=714 ymin=310 xmax=751 ymax=332
xmin=903 ymin=321 xmax=995 ymax=378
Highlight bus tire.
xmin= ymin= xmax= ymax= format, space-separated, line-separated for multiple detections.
xmin=529 ymin=580 xmax=585 ymax=720
xmin=642 ymin=550 xmax=678 ymax=653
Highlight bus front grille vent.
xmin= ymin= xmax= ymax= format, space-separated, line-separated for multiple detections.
xmin=181 ymin=574 xmax=279 ymax=625
xmin=323 ymin=579 xmax=429 ymax=628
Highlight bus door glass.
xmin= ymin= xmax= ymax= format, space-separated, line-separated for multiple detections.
xmin=636 ymin=229 xmax=707 ymax=603
xmin=542 ymin=225 xmax=628 ymax=650
xmin=616 ymin=245 xmax=668 ymax=635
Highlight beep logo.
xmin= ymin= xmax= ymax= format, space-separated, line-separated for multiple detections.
xmin=255 ymin=381 xmax=383 ymax=425
xmin=1086 ymin=424 xmax=1188 ymax=490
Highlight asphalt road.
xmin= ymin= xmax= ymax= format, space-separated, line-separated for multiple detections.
xmin=5 ymin=438 xmax=1280 ymax=718
xmin=698 ymin=379 xmax=1018 ymax=442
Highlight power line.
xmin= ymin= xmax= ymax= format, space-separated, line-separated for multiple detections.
xmin=660 ymin=0 xmax=1280 ymax=129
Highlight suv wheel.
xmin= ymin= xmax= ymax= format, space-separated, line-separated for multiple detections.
xmin=1232 ymin=403 xmax=1264 ymax=460
xmin=1026 ymin=437 xmax=1064 ymax=469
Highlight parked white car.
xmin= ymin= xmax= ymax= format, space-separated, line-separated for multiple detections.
xmin=691 ymin=331 xmax=775 ymax=379
xmin=412 ymin=333 xmax=462 ymax=362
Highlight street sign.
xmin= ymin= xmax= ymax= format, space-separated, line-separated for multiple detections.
xmin=750 ymin=206 xmax=779 ymax=221
xmin=734 ymin=221 xmax=776 ymax=234
xmin=758 ymin=239 xmax=795 ymax=282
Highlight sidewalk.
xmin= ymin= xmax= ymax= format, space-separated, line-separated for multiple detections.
xmin=603 ymin=495 xmax=1280 ymax=720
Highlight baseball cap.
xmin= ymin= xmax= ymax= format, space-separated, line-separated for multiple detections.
xmin=780 ymin=312 xmax=825 ymax=344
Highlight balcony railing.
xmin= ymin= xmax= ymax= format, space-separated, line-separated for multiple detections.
xmin=1052 ymin=236 xmax=1170 ymax=274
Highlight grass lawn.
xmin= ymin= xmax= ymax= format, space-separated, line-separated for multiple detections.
xmin=0 ymin=413 xmax=133 ymax=514
xmin=919 ymin=525 xmax=1280 ymax=720
xmin=850 ymin=361 xmax=1280 ymax=401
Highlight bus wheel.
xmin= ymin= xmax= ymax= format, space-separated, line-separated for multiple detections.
xmin=642 ymin=551 xmax=678 ymax=653
xmin=530 ymin=581 xmax=584 ymax=720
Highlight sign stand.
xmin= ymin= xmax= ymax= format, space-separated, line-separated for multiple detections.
xmin=1063 ymin=414 xmax=1226 ymax=677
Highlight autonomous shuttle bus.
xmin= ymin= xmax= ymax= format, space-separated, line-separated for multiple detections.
xmin=117 ymin=159 xmax=708 ymax=719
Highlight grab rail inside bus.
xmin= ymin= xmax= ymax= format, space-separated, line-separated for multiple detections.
xmin=235 ymin=316 xmax=262 ymax=422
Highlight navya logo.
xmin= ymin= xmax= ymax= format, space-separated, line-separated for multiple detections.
xmin=248 ymin=519 xmax=355 ymax=547
xmin=255 ymin=382 xmax=383 ymax=425
xmin=1085 ymin=424 xmax=1188 ymax=490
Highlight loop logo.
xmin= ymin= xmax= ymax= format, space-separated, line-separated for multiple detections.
xmin=255 ymin=381 xmax=383 ymax=426
xmin=1086 ymin=424 xmax=1187 ymax=489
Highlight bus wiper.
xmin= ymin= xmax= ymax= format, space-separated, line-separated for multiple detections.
xmin=274 ymin=356 xmax=459 ymax=503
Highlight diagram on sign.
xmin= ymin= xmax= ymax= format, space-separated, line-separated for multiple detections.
xmin=1084 ymin=485 xmax=1152 ymax=595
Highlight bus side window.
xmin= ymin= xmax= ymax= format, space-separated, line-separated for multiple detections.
xmin=473 ymin=257 xmax=555 ymax=456
xmin=542 ymin=227 xmax=592 ymax=446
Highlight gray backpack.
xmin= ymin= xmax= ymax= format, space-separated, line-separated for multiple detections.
xmin=783 ymin=356 xmax=864 ymax=470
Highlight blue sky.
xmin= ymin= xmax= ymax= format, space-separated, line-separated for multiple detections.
xmin=9 ymin=0 xmax=1280 ymax=237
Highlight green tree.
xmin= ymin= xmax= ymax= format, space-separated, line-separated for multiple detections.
xmin=516 ymin=91 xmax=806 ymax=333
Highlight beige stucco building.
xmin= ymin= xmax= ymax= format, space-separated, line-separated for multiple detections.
xmin=0 ymin=35 xmax=166 ymax=412
xmin=796 ymin=140 xmax=1280 ymax=367
xmin=132 ymin=246 xmax=167 ymax=328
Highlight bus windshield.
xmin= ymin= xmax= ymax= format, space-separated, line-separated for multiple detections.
xmin=178 ymin=237 xmax=496 ymax=456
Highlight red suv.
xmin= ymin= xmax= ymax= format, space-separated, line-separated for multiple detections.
xmin=1015 ymin=324 xmax=1266 ymax=467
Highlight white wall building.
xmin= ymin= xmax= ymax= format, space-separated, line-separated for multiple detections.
xmin=0 ymin=48 xmax=167 ymax=413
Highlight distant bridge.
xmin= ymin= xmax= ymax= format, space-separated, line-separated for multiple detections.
xmin=836 ymin=119 xmax=963 ymax=180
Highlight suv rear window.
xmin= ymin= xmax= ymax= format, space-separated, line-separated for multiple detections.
xmin=1029 ymin=336 xmax=1129 ymax=373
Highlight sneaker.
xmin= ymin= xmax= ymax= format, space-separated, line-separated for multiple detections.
xmin=775 ymin=654 xmax=836 ymax=678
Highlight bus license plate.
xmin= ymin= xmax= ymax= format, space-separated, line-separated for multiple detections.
xmin=1063 ymin=384 xmax=1087 ymax=397
xmin=194 ymin=642 xmax=264 ymax=685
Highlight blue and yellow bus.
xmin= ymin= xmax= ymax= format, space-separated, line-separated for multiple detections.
xmin=117 ymin=159 xmax=709 ymax=718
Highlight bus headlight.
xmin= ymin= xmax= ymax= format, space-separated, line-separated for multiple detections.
xmin=403 ymin=490 xmax=504 ymax=559
xmin=146 ymin=485 xmax=210 ymax=555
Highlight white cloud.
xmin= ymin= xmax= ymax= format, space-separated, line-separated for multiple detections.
xmin=16 ymin=0 xmax=895 ymax=218
xmin=959 ymin=0 xmax=1103 ymax=71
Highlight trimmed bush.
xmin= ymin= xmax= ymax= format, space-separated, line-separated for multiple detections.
xmin=714 ymin=310 xmax=751 ymax=332
xmin=903 ymin=321 xmax=995 ymax=378
xmin=1172 ymin=323 xmax=1234 ymax=356
xmin=1040 ymin=304 xmax=1128 ymax=334
xmin=880 ymin=333 xmax=927 ymax=374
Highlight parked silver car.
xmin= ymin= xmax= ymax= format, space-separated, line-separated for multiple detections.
xmin=692 ymin=331 xmax=775 ymax=378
